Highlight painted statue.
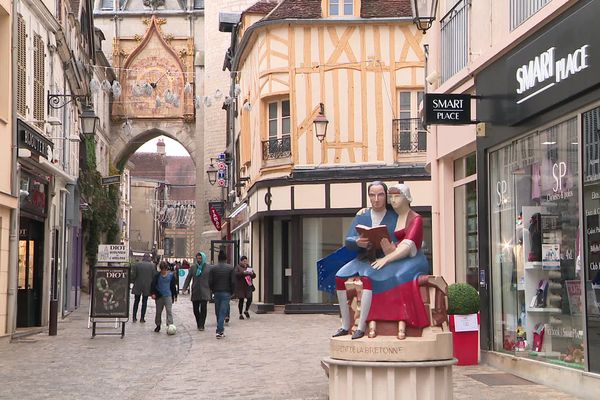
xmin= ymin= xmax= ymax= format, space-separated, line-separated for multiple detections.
xmin=332 ymin=182 xmax=430 ymax=340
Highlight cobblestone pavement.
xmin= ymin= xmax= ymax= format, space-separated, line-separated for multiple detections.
xmin=0 ymin=294 xmax=581 ymax=400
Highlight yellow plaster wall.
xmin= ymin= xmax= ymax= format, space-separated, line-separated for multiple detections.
xmin=330 ymin=183 xmax=363 ymax=209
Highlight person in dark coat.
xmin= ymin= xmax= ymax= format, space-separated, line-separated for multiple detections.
xmin=182 ymin=252 xmax=212 ymax=331
xmin=131 ymin=253 xmax=156 ymax=322
xmin=151 ymin=261 xmax=178 ymax=333
xmin=234 ymin=256 xmax=256 ymax=320
xmin=209 ymin=250 xmax=235 ymax=339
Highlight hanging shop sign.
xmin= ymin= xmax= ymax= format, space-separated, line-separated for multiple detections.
xmin=208 ymin=200 xmax=225 ymax=231
xmin=425 ymin=94 xmax=472 ymax=125
xmin=477 ymin=0 xmax=600 ymax=126
xmin=17 ymin=120 xmax=53 ymax=160
xmin=97 ymin=244 xmax=129 ymax=263
xmin=101 ymin=175 xmax=121 ymax=185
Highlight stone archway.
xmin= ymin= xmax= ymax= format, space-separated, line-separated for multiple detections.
xmin=110 ymin=120 xmax=214 ymax=257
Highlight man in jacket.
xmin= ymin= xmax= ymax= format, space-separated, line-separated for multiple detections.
xmin=209 ymin=250 xmax=235 ymax=339
xmin=131 ymin=253 xmax=156 ymax=322
xmin=182 ymin=252 xmax=212 ymax=331
xmin=151 ymin=260 xmax=178 ymax=333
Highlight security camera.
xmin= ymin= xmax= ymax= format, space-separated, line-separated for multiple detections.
xmin=426 ymin=71 xmax=440 ymax=85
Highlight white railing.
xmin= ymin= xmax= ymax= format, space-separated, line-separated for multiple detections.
xmin=440 ymin=0 xmax=471 ymax=83
xmin=510 ymin=0 xmax=552 ymax=31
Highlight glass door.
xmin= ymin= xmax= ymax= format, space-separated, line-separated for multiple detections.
xmin=272 ymin=219 xmax=291 ymax=304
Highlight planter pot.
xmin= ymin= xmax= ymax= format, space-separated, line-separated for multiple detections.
xmin=449 ymin=313 xmax=480 ymax=366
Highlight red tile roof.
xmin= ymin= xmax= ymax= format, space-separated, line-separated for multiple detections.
xmin=262 ymin=0 xmax=412 ymax=21
xmin=244 ymin=0 xmax=279 ymax=15
xmin=361 ymin=0 xmax=412 ymax=18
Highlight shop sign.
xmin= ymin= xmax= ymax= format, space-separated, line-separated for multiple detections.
xmin=477 ymin=0 xmax=600 ymax=126
xmin=209 ymin=206 xmax=222 ymax=231
xmin=101 ymin=175 xmax=121 ymax=185
xmin=17 ymin=120 xmax=53 ymax=160
xmin=425 ymin=94 xmax=472 ymax=125
xmin=97 ymin=244 xmax=129 ymax=263
xmin=208 ymin=201 xmax=225 ymax=232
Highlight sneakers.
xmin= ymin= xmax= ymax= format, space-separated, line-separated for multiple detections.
xmin=154 ymin=325 xmax=161 ymax=333
xmin=239 ymin=315 xmax=244 ymax=320
xmin=244 ymin=311 xmax=250 ymax=319
xmin=216 ymin=332 xmax=225 ymax=339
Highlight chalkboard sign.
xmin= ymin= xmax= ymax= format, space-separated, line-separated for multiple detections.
xmin=91 ymin=266 xmax=130 ymax=319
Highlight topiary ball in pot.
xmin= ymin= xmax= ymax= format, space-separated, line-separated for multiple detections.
xmin=448 ymin=283 xmax=480 ymax=315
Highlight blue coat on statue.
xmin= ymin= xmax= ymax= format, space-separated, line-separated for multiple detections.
xmin=335 ymin=207 xmax=398 ymax=284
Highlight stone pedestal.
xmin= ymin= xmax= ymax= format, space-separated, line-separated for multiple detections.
xmin=324 ymin=357 xmax=456 ymax=400
xmin=325 ymin=328 xmax=456 ymax=399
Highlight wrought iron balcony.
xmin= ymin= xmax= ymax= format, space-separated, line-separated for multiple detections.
xmin=392 ymin=118 xmax=427 ymax=153
xmin=262 ymin=135 xmax=291 ymax=160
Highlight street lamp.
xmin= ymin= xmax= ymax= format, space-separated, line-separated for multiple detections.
xmin=80 ymin=106 xmax=99 ymax=136
xmin=313 ymin=103 xmax=329 ymax=143
xmin=206 ymin=163 xmax=218 ymax=185
xmin=411 ymin=0 xmax=439 ymax=34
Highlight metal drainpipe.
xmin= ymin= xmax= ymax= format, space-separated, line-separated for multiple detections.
xmin=7 ymin=0 xmax=20 ymax=336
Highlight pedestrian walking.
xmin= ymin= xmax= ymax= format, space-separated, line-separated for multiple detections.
xmin=208 ymin=250 xmax=235 ymax=339
xmin=182 ymin=252 xmax=212 ymax=331
xmin=151 ymin=260 xmax=178 ymax=333
xmin=234 ymin=256 xmax=256 ymax=320
xmin=131 ymin=253 xmax=156 ymax=323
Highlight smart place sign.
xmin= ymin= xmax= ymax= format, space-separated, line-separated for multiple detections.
xmin=515 ymin=44 xmax=590 ymax=105
xmin=477 ymin=0 xmax=600 ymax=126
xmin=425 ymin=94 xmax=472 ymax=125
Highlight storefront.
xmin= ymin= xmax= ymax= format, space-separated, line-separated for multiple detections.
xmin=476 ymin=0 xmax=600 ymax=389
xmin=242 ymin=171 xmax=432 ymax=313
xmin=17 ymin=121 xmax=53 ymax=328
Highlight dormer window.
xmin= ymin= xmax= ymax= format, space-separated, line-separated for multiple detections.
xmin=328 ymin=0 xmax=355 ymax=17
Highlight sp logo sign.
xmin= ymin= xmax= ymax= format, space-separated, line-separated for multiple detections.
xmin=496 ymin=180 xmax=508 ymax=207
xmin=553 ymin=162 xmax=567 ymax=192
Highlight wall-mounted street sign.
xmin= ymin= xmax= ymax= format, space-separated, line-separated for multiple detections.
xmin=97 ymin=244 xmax=129 ymax=263
xmin=101 ymin=175 xmax=121 ymax=185
xmin=425 ymin=93 xmax=472 ymax=125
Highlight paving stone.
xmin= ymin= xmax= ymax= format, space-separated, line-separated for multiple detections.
xmin=0 ymin=294 xmax=581 ymax=399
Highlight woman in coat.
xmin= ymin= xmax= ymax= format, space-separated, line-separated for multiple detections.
xmin=234 ymin=256 xmax=256 ymax=319
xmin=182 ymin=252 xmax=212 ymax=330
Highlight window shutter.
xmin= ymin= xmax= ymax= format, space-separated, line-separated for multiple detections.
xmin=33 ymin=34 xmax=45 ymax=129
xmin=241 ymin=107 xmax=251 ymax=166
xmin=16 ymin=15 xmax=26 ymax=117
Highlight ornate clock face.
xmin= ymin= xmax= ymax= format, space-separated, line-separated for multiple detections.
xmin=123 ymin=47 xmax=184 ymax=118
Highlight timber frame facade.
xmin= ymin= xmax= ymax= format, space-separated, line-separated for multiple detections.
xmin=224 ymin=0 xmax=433 ymax=311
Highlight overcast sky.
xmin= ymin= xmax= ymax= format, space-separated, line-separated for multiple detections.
xmin=136 ymin=136 xmax=190 ymax=156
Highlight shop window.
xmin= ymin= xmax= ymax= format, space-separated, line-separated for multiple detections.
xmin=582 ymin=105 xmax=600 ymax=373
xmin=101 ymin=0 xmax=114 ymax=10
xmin=488 ymin=118 xmax=584 ymax=369
xmin=454 ymin=153 xmax=477 ymax=289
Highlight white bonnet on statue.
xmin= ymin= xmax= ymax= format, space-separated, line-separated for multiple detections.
xmin=388 ymin=183 xmax=412 ymax=203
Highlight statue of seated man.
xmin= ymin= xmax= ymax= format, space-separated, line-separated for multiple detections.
xmin=332 ymin=183 xmax=430 ymax=340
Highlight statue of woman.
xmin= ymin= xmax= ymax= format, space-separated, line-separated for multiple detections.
xmin=369 ymin=183 xmax=430 ymax=339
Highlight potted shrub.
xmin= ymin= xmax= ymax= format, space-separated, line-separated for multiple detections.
xmin=447 ymin=282 xmax=480 ymax=365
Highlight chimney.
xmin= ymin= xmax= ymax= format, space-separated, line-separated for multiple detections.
xmin=156 ymin=138 xmax=166 ymax=155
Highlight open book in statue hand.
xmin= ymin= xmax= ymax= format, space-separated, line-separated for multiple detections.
xmin=355 ymin=224 xmax=392 ymax=259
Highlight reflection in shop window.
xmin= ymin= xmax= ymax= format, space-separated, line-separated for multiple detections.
xmin=489 ymin=117 xmax=584 ymax=369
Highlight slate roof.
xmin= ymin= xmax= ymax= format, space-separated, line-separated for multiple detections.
xmin=262 ymin=0 xmax=412 ymax=21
